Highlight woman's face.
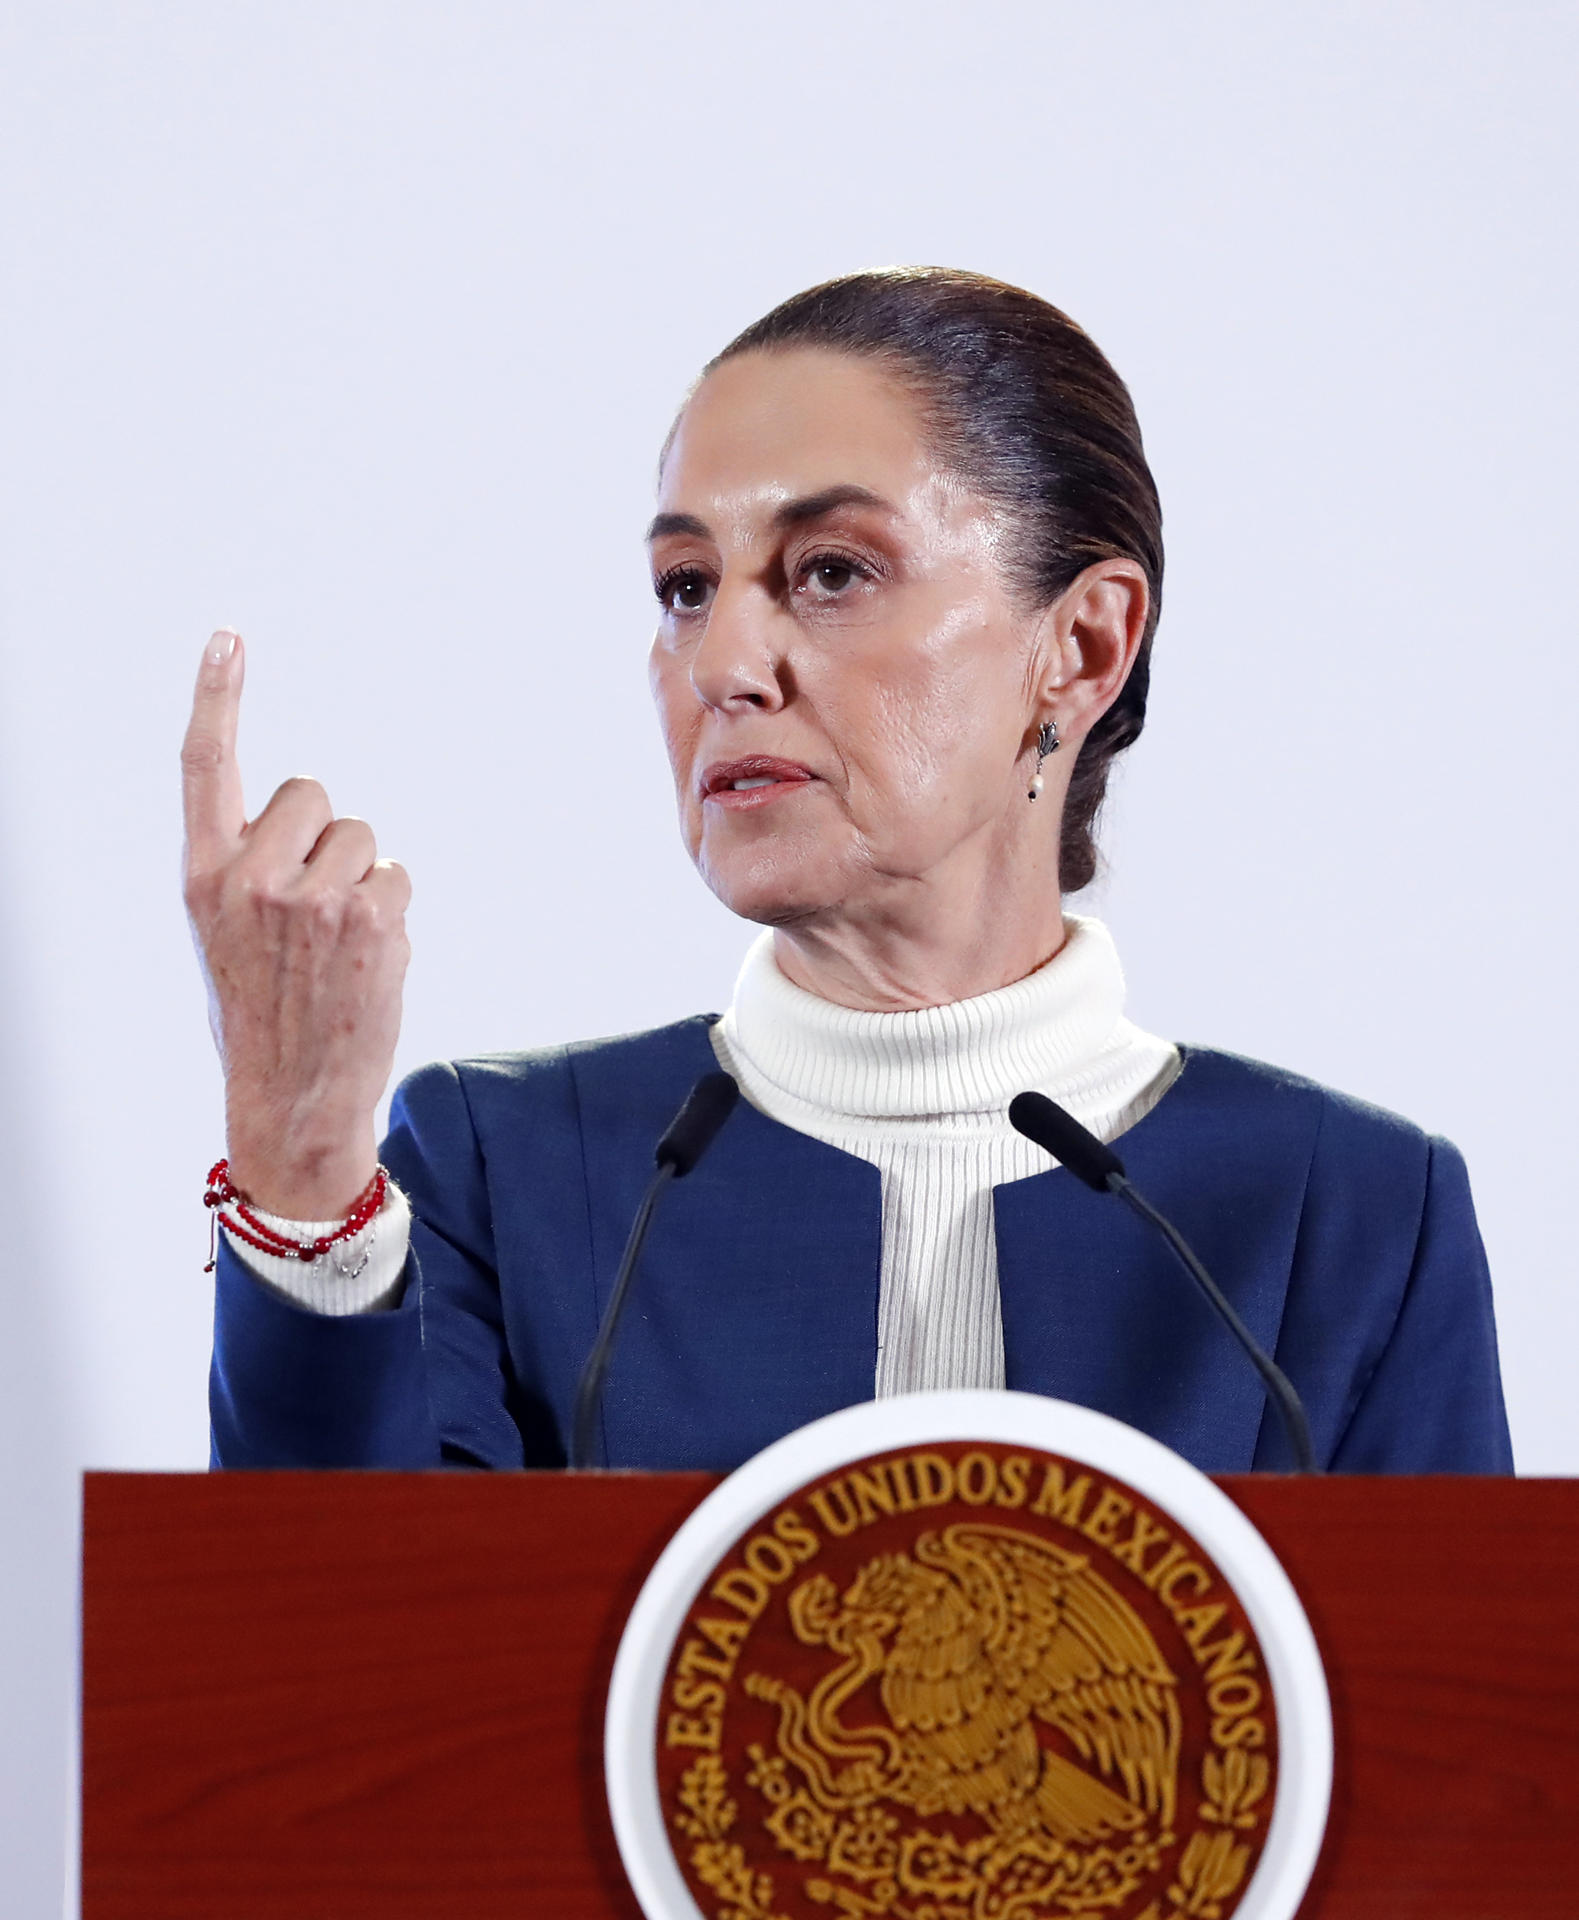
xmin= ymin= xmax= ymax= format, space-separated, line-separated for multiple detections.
xmin=648 ymin=347 xmax=1050 ymax=931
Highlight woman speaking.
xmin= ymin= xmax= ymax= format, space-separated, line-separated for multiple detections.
xmin=186 ymin=269 xmax=1511 ymax=1475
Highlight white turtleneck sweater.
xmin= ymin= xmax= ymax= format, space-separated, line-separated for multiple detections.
xmin=710 ymin=917 xmax=1177 ymax=1392
xmin=229 ymin=916 xmax=1179 ymax=1393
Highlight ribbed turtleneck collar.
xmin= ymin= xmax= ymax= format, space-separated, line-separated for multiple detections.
xmin=717 ymin=916 xmax=1134 ymax=1122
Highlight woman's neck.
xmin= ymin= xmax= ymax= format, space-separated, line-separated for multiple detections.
xmin=770 ymin=887 xmax=1069 ymax=1012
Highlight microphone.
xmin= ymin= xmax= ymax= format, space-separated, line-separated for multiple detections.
xmin=1008 ymin=1090 xmax=1318 ymax=1474
xmin=570 ymin=1071 xmax=740 ymax=1470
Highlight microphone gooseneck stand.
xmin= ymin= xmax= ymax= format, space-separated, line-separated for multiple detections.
xmin=1008 ymin=1090 xmax=1319 ymax=1474
xmin=570 ymin=1071 xmax=740 ymax=1471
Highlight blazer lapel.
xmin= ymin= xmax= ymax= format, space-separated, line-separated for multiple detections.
xmin=585 ymin=1056 xmax=884 ymax=1471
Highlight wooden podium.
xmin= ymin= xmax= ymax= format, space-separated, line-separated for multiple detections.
xmin=81 ymin=1472 xmax=1578 ymax=1918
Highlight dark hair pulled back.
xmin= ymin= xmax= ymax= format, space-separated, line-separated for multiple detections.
xmin=708 ymin=267 xmax=1162 ymax=894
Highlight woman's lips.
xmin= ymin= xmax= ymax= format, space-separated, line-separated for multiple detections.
xmin=701 ymin=756 xmax=818 ymax=811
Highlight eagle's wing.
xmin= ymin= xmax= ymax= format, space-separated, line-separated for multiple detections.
xmin=878 ymin=1549 xmax=1050 ymax=1814
xmin=879 ymin=1566 xmax=989 ymax=1734
xmin=923 ymin=1523 xmax=1182 ymax=1826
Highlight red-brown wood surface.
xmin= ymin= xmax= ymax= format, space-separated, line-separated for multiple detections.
xmin=81 ymin=1473 xmax=1579 ymax=1919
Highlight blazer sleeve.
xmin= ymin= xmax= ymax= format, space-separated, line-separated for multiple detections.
xmin=1327 ymin=1135 xmax=1514 ymax=1473
xmin=209 ymin=1059 xmax=527 ymax=1469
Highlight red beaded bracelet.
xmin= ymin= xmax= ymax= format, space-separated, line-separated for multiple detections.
xmin=203 ymin=1159 xmax=389 ymax=1273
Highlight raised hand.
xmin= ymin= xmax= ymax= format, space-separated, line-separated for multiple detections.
xmin=182 ymin=629 xmax=411 ymax=1220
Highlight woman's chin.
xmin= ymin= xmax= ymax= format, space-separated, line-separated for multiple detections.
xmin=696 ymin=844 xmax=847 ymax=929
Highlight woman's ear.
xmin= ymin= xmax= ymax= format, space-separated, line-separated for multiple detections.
xmin=1034 ymin=558 xmax=1150 ymax=741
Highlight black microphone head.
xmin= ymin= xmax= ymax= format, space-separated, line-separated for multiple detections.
xmin=1008 ymin=1090 xmax=1126 ymax=1193
xmin=656 ymin=1071 xmax=740 ymax=1177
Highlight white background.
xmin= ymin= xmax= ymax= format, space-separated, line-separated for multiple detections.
xmin=2 ymin=3 xmax=1574 ymax=1911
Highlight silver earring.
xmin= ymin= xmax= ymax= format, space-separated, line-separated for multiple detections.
xmin=1027 ymin=718 xmax=1060 ymax=800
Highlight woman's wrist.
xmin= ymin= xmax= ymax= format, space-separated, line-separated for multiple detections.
xmin=223 ymin=1116 xmax=381 ymax=1221
xmin=216 ymin=1179 xmax=413 ymax=1317
xmin=205 ymin=1159 xmax=388 ymax=1265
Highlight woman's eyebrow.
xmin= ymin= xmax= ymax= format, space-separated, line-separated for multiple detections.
xmin=647 ymin=510 xmax=711 ymax=542
xmin=646 ymin=484 xmax=895 ymax=546
xmin=771 ymin=483 xmax=893 ymax=528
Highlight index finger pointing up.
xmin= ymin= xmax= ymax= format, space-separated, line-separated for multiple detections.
xmin=182 ymin=628 xmax=248 ymax=872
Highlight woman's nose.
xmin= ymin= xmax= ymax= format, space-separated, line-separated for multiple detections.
xmin=689 ymin=585 xmax=787 ymax=713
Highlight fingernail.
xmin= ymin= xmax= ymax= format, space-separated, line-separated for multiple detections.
xmin=206 ymin=628 xmax=239 ymax=666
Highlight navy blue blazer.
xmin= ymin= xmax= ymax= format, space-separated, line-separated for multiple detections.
xmin=210 ymin=1018 xmax=1513 ymax=1475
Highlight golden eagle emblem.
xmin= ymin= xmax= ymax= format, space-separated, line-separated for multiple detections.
xmin=735 ymin=1522 xmax=1183 ymax=1917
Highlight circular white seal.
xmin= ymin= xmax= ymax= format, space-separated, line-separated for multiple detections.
xmin=607 ymin=1390 xmax=1331 ymax=1920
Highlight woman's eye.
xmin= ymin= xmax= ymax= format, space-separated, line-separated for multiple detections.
xmin=656 ymin=569 xmax=712 ymax=615
xmin=800 ymin=554 xmax=868 ymax=597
